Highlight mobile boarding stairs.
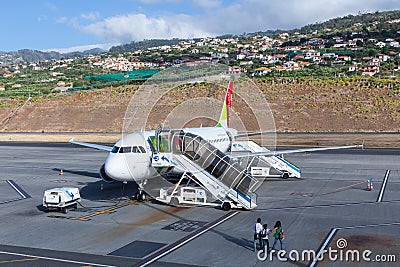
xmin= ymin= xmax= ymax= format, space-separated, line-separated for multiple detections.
xmin=231 ymin=140 xmax=301 ymax=179
xmin=151 ymin=128 xmax=260 ymax=211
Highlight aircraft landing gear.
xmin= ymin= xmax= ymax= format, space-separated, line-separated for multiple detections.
xmin=134 ymin=180 xmax=147 ymax=202
xmin=134 ymin=190 xmax=146 ymax=201
xmin=135 ymin=187 xmax=146 ymax=202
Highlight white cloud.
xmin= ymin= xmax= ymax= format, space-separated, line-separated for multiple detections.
xmin=133 ymin=0 xmax=182 ymax=4
xmin=37 ymin=15 xmax=48 ymax=22
xmin=192 ymin=0 xmax=221 ymax=10
xmin=44 ymin=43 xmax=116 ymax=53
xmin=83 ymin=13 xmax=213 ymax=43
xmin=196 ymin=0 xmax=400 ymax=34
xmin=80 ymin=0 xmax=399 ymax=44
xmin=44 ymin=2 xmax=57 ymax=11
xmin=55 ymin=17 xmax=68 ymax=24
xmin=81 ymin=12 xmax=100 ymax=21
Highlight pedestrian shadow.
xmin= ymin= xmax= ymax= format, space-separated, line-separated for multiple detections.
xmin=211 ymin=229 xmax=254 ymax=251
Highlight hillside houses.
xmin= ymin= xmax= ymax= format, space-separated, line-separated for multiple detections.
xmin=1 ymin=11 xmax=400 ymax=95
xmin=96 ymin=56 xmax=158 ymax=71
xmin=82 ymin=30 xmax=395 ymax=77
xmin=2 ymin=31 xmax=399 ymax=80
xmin=361 ymin=64 xmax=380 ymax=76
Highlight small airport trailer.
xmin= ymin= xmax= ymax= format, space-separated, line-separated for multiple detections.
xmin=250 ymin=166 xmax=270 ymax=177
xmin=43 ymin=187 xmax=81 ymax=214
xmin=156 ymin=185 xmax=255 ymax=210
xmin=157 ymin=186 xmax=216 ymax=207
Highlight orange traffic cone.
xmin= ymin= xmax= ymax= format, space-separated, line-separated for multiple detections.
xmin=366 ymin=178 xmax=374 ymax=191
xmin=59 ymin=169 xmax=64 ymax=176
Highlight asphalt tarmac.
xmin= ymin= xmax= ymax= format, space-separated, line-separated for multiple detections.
xmin=0 ymin=143 xmax=399 ymax=266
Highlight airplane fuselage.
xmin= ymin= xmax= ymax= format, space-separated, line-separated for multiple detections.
xmin=102 ymin=127 xmax=235 ymax=183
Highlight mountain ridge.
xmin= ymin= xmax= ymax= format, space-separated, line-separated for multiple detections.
xmin=1 ymin=9 xmax=399 ymax=64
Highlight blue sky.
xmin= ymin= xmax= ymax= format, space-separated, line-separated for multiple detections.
xmin=1 ymin=0 xmax=399 ymax=52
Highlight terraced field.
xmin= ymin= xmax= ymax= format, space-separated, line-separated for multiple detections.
xmin=0 ymin=77 xmax=399 ymax=146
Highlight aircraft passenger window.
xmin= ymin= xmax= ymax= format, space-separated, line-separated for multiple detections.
xmin=111 ymin=146 xmax=120 ymax=153
xmin=138 ymin=146 xmax=146 ymax=153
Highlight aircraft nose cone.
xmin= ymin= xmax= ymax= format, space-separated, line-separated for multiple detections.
xmin=104 ymin=154 xmax=131 ymax=180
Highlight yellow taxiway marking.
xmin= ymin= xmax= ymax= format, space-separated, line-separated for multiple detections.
xmin=0 ymin=257 xmax=38 ymax=264
xmin=69 ymin=200 xmax=139 ymax=221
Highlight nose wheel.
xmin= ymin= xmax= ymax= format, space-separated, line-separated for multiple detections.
xmin=134 ymin=180 xmax=147 ymax=202
xmin=135 ymin=190 xmax=146 ymax=201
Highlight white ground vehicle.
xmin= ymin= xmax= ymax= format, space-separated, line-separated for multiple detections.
xmin=250 ymin=167 xmax=270 ymax=177
xmin=157 ymin=186 xmax=211 ymax=207
xmin=42 ymin=187 xmax=81 ymax=214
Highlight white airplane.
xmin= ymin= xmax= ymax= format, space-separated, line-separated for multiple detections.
xmin=70 ymin=81 xmax=362 ymax=200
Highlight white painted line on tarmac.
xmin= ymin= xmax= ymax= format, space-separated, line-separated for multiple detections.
xmin=257 ymin=199 xmax=400 ymax=212
xmin=0 ymin=251 xmax=116 ymax=267
xmin=6 ymin=180 xmax=31 ymax=199
xmin=308 ymin=228 xmax=338 ymax=267
xmin=339 ymin=221 xmax=400 ymax=230
xmin=308 ymin=221 xmax=400 ymax=267
xmin=377 ymin=170 xmax=390 ymax=202
xmin=135 ymin=211 xmax=240 ymax=267
xmin=0 ymin=198 xmax=23 ymax=205
xmin=6 ymin=180 xmax=26 ymax=198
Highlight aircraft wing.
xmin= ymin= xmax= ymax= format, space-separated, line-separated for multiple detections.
xmin=69 ymin=138 xmax=113 ymax=152
xmin=232 ymin=144 xmax=363 ymax=158
xmin=235 ymin=131 xmax=273 ymax=138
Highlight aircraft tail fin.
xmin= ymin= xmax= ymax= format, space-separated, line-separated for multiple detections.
xmin=216 ymin=80 xmax=233 ymax=128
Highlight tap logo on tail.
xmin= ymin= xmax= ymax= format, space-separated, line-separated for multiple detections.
xmin=216 ymin=80 xmax=233 ymax=128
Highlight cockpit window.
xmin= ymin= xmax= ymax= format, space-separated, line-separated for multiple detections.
xmin=120 ymin=146 xmax=132 ymax=153
xmin=112 ymin=145 xmax=146 ymax=153
xmin=131 ymin=146 xmax=146 ymax=153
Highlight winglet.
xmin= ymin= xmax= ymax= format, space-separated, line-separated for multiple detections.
xmin=216 ymin=80 xmax=233 ymax=128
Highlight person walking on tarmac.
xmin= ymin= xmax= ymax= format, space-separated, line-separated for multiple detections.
xmin=253 ymin=218 xmax=263 ymax=251
xmin=260 ymin=224 xmax=271 ymax=253
xmin=271 ymin=220 xmax=285 ymax=251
